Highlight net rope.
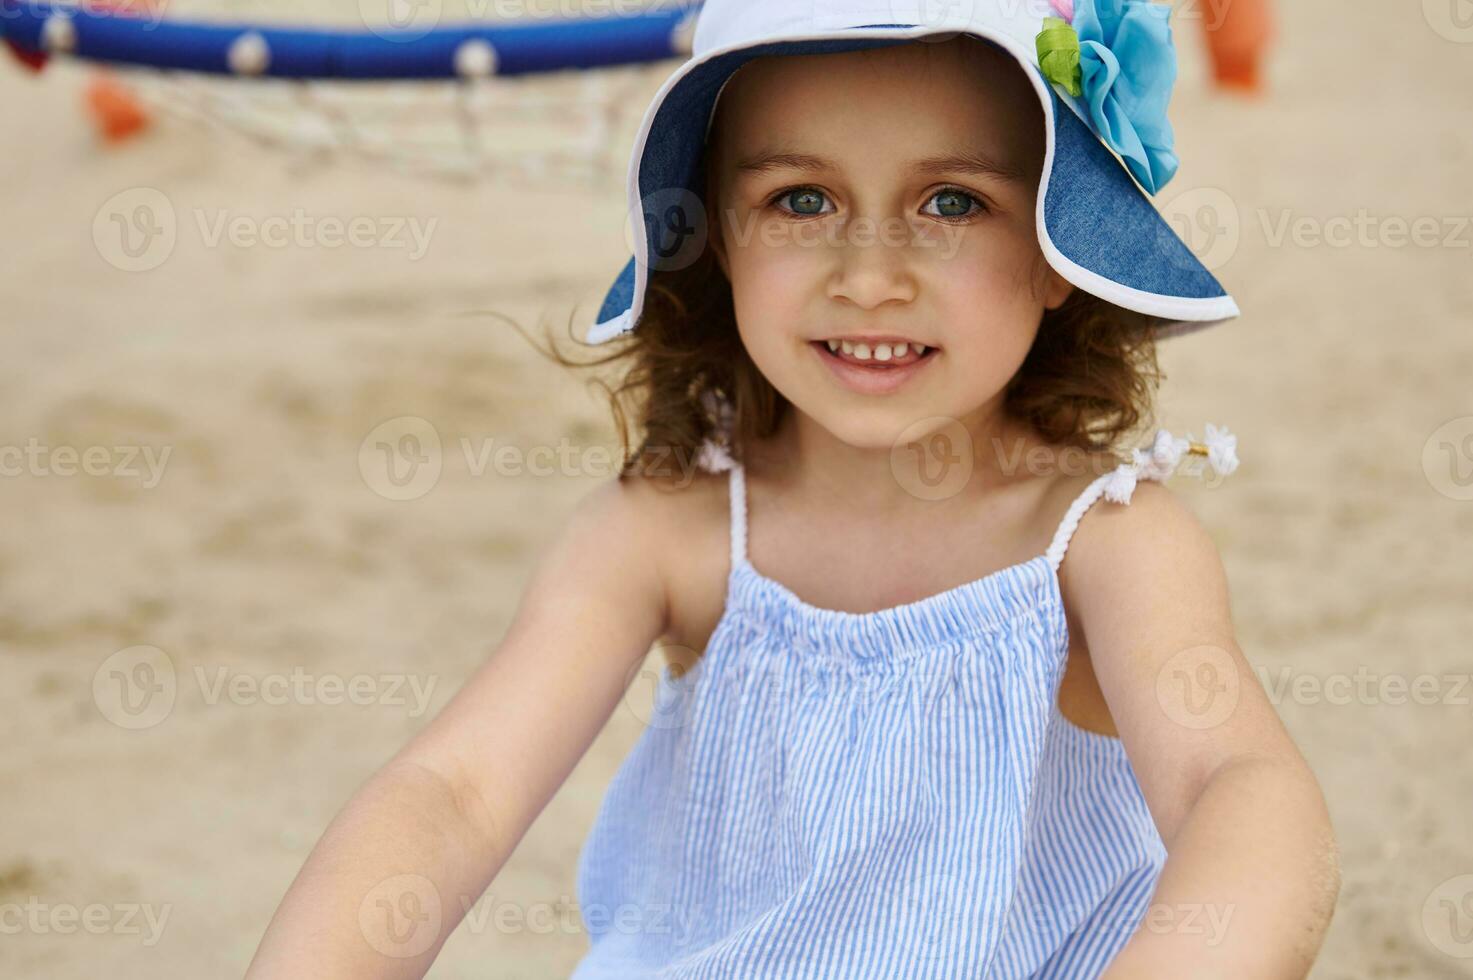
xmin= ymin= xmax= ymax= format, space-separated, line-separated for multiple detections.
xmin=2 ymin=0 xmax=699 ymax=183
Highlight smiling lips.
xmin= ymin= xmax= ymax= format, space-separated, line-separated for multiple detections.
xmin=810 ymin=335 xmax=940 ymax=395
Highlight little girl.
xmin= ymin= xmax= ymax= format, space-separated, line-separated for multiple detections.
xmin=247 ymin=2 xmax=1339 ymax=977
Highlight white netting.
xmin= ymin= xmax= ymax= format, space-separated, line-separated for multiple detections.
xmin=41 ymin=0 xmax=689 ymax=184
xmin=112 ymin=62 xmax=661 ymax=185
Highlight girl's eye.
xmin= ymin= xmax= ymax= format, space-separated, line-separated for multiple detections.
xmin=924 ymin=188 xmax=986 ymax=221
xmin=766 ymin=186 xmax=987 ymax=221
xmin=770 ymin=187 xmax=833 ymax=217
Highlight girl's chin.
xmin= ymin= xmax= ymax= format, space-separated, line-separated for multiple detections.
xmin=791 ymin=401 xmax=963 ymax=455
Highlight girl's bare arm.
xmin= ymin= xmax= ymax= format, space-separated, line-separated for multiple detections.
xmin=245 ymin=475 xmax=670 ymax=979
xmin=1066 ymin=482 xmax=1341 ymax=979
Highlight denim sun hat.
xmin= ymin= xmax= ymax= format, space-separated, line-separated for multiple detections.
xmin=586 ymin=0 xmax=1239 ymax=345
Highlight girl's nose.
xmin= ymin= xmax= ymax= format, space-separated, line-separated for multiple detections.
xmin=824 ymin=220 xmax=920 ymax=311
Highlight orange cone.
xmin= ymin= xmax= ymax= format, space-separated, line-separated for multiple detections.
xmin=1201 ymin=0 xmax=1273 ymax=93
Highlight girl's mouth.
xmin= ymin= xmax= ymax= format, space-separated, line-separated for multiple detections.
xmin=809 ymin=338 xmax=940 ymax=395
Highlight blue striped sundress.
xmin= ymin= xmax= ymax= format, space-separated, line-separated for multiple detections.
xmin=571 ymin=461 xmax=1167 ymax=978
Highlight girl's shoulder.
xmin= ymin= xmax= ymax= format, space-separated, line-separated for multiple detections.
xmin=616 ymin=463 xmax=732 ymax=536
xmin=610 ymin=465 xmax=733 ymax=659
xmin=576 ymin=464 xmax=731 ymax=569
xmin=1004 ymin=447 xmax=1124 ymax=552
xmin=540 ymin=467 xmax=731 ymax=657
xmin=1030 ymin=438 xmax=1213 ymax=523
xmin=1021 ymin=438 xmax=1232 ymax=609
xmin=1052 ymin=454 xmax=1230 ymax=621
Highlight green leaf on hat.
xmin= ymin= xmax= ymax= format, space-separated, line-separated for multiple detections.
xmin=1036 ymin=16 xmax=1083 ymax=98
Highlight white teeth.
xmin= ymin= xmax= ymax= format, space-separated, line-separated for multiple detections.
xmin=824 ymin=339 xmax=932 ymax=361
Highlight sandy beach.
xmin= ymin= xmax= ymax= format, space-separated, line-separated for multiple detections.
xmin=2 ymin=0 xmax=1471 ymax=976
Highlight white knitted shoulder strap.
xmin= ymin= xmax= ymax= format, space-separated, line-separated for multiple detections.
xmin=1044 ymin=472 xmax=1136 ymax=573
xmin=727 ymin=461 xmax=748 ymax=568
xmin=1043 ymin=422 xmax=1242 ymax=572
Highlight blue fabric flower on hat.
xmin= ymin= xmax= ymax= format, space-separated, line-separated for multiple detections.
xmin=1037 ymin=0 xmax=1180 ymax=195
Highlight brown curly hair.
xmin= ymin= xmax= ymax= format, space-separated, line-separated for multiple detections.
xmin=530 ymin=241 xmax=1167 ymax=490
xmin=532 ymin=224 xmax=1168 ymax=488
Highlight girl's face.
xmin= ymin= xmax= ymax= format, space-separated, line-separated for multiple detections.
xmin=707 ymin=38 xmax=1074 ymax=453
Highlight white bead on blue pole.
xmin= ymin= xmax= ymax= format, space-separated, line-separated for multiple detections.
xmin=453 ymin=39 xmax=497 ymax=78
xmin=228 ymin=31 xmax=270 ymax=76
xmin=41 ymin=13 xmax=77 ymax=53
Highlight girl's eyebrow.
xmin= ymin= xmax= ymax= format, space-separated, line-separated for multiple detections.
xmin=734 ymin=148 xmax=1026 ymax=184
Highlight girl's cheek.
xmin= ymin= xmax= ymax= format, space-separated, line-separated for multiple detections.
xmin=733 ymin=235 xmax=818 ymax=296
xmin=951 ymin=230 xmax=1046 ymax=298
